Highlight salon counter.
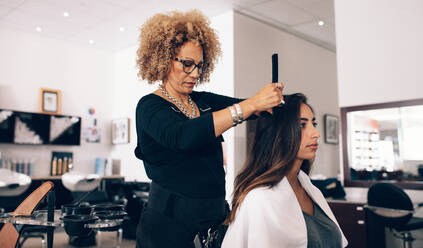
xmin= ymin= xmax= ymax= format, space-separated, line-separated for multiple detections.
xmin=327 ymin=187 xmax=423 ymax=248
xmin=328 ymin=187 xmax=423 ymax=217
xmin=30 ymin=175 xmax=124 ymax=180
xmin=327 ymin=188 xmax=367 ymax=248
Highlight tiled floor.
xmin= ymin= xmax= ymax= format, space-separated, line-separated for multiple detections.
xmin=22 ymin=228 xmax=136 ymax=248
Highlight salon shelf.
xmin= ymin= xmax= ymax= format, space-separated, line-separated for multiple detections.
xmin=0 ymin=209 xmax=125 ymax=228
xmin=0 ymin=176 xmax=125 ymax=213
xmin=30 ymin=175 xmax=124 ymax=180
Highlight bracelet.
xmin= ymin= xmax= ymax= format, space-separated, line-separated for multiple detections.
xmin=234 ymin=104 xmax=243 ymax=124
xmin=228 ymin=106 xmax=238 ymax=126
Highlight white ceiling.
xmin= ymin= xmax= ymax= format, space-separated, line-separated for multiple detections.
xmin=0 ymin=0 xmax=335 ymax=52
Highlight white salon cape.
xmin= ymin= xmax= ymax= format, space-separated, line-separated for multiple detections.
xmin=222 ymin=170 xmax=348 ymax=248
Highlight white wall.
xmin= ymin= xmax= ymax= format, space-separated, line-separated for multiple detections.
xmin=0 ymin=29 xmax=115 ymax=176
xmin=335 ymin=1 xmax=423 ymax=246
xmin=335 ymin=0 xmax=423 ymax=107
xmin=233 ymin=12 xmax=340 ymax=178
xmin=111 ymin=45 xmax=154 ymax=182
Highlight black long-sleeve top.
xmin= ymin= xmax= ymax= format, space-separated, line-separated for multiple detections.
xmin=135 ymin=91 xmax=242 ymax=198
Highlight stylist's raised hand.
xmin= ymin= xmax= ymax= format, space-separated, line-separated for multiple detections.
xmin=247 ymin=82 xmax=284 ymax=115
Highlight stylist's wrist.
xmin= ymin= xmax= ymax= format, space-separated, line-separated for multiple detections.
xmin=239 ymin=99 xmax=257 ymax=117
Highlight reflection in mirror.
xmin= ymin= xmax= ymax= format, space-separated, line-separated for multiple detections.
xmin=342 ymin=99 xmax=423 ymax=188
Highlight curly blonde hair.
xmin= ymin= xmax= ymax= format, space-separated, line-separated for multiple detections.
xmin=136 ymin=9 xmax=221 ymax=84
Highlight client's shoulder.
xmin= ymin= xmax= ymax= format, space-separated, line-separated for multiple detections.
xmin=244 ymin=180 xmax=287 ymax=203
xmin=237 ymin=187 xmax=271 ymax=215
xmin=242 ymin=178 xmax=293 ymax=207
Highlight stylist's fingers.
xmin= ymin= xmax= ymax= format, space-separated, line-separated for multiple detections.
xmin=263 ymin=83 xmax=282 ymax=108
xmin=249 ymin=82 xmax=284 ymax=112
xmin=276 ymin=82 xmax=284 ymax=91
xmin=266 ymin=109 xmax=273 ymax=115
xmin=264 ymin=82 xmax=283 ymax=107
xmin=275 ymin=82 xmax=285 ymax=105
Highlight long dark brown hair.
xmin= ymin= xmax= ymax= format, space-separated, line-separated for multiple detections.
xmin=226 ymin=93 xmax=313 ymax=224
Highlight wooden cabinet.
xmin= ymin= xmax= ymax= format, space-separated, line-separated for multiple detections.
xmin=329 ymin=201 xmax=367 ymax=248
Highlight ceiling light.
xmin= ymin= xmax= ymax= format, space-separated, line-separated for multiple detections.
xmin=63 ymin=12 xmax=69 ymax=17
xmin=89 ymin=40 xmax=94 ymax=45
xmin=119 ymin=27 xmax=125 ymax=32
xmin=318 ymin=20 xmax=325 ymax=26
xmin=35 ymin=26 xmax=42 ymax=32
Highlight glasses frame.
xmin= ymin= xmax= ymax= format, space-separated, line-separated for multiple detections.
xmin=174 ymin=58 xmax=208 ymax=74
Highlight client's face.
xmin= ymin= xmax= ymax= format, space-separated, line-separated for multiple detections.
xmin=297 ymin=104 xmax=320 ymax=160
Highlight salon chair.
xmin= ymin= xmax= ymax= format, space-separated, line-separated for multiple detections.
xmin=0 ymin=168 xmax=45 ymax=248
xmin=366 ymin=183 xmax=423 ymax=248
xmin=62 ymin=172 xmax=102 ymax=247
xmin=0 ymin=181 xmax=54 ymax=248
xmin=109 ymin=181 xmax=150 ymax=239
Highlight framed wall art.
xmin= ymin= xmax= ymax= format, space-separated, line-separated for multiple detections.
xmin=112 ymin=118 xmax=130 ymax=144
xmin=324 ymin=114 xmax=339 ymax=144
xmin=39 ymin=88 xmax=61 ymax=114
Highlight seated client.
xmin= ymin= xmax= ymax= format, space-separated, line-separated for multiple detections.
xmin=222 ymin=93 xmax=348 ymax=248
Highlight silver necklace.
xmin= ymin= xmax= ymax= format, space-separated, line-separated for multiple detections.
xmin=159 ymin=84 xmax=197 ymax=119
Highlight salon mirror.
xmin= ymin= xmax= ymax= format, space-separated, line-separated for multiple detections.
xmin=341 ymin=99 xmax=423 ymax=189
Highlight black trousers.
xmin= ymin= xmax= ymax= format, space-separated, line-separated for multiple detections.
xmin=136 ymin=182 xmax=228 ymax=248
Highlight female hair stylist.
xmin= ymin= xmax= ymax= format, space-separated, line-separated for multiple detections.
xmin=134 ymin=9 xmax=284 ymax=248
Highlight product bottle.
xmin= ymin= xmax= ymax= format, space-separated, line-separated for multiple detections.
xmin=11 ymin=159 xmax=16 ymax=172
xmin=51 ymin=157 xmax=57 ymax=176
xmin=17 ymin=159 xmax=23 ymax=173
xmin=57 ymin=158 xmax=62 ymax=175
xmin=68 ymin=158 xmax=73 ymax=171
xmin=63 ymin=157 xmax=68 ymax=174
xmin=15 ymin=159 xmax=20 ymax=173
xmin=28 ymin=159 xmax=34 ymax=176
xmin=24 ymin=158 xmax=29 ymax=175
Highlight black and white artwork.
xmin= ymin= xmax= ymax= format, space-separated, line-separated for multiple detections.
xmin=324 ymin=114 xmax=339 ymax=144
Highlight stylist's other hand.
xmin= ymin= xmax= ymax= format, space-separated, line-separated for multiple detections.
xmin=247 ymin=82 xmax=284 ymax=115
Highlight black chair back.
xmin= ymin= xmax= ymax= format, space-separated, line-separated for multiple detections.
xmin=367 ymin=183 xmax=413 ymax=228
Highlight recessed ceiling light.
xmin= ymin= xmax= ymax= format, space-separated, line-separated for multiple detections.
xmin=318 ymin=20 xmax=325 ymax=26
xmin=89 ymin=40 xmax=94 ymax=45
xmin=35 ymin=26 xmax=42 ymax=32
xmin=63 ymin=12 xmax=70 ymax=17
xmin=119 ymin=27 xmax=125 ymax=32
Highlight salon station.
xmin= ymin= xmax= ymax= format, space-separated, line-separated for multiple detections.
xmin=0 ymin=1 xmax=422 ymax=248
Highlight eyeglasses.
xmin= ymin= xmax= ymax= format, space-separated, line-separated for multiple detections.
xmin=174 ymin=58 xmax=208 ymax=74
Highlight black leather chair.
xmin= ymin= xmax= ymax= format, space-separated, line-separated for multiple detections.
xmin=366 ymin=183 xmax=423 ymax=248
